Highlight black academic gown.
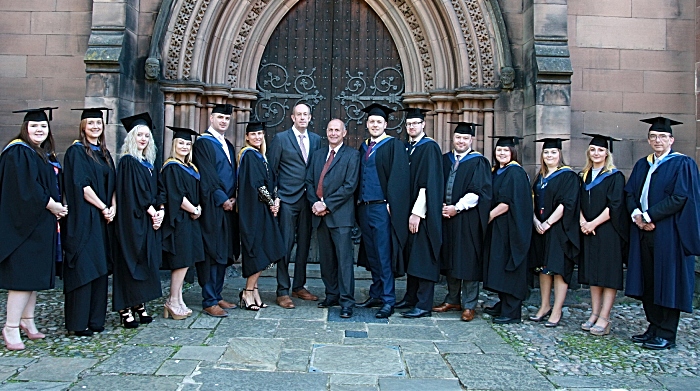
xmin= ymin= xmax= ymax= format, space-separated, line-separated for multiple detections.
xmin=579 ymin=169 xmax=628 ymax=290
xmin=405 ymin=137 xmax=443 ymax=282
xmin=356 ymin=137 xmax=411 ymax=277
xmin=440 ymin=151 xmax=492 ymax=281
xmin=158 ymin=159 xmax=205 ymax=271
xmin=192 ymin=133 xmax=240 ymax=286
xmin=113 ymin=155 xmax=162 ymax=311
xmin=61 ymin=142 xmax=115 ymax=294
xmin=529 ymin=168 xmax=580 ymax=284
xmin=483 ymin=162 xmax=533 ymax=300
xmin=237 ymin=147 xmax=285 ymax=278
xmin=624 ymin=152 xmax=700 ymax=313
xmin=0 ymin=141 xmax=58 ymax=291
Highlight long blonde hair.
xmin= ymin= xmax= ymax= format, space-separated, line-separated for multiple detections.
xmin=582 ymin=147 xmax=615 ymax=174
xmin=169 ymin=137 xmax=193 ymax=164
xmin=538 ymin=148 xmax=566 ymax=177
xmin=120 ymin=124 xmax=157 ymax=164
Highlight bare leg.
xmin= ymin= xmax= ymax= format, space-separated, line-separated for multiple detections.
xmin=587 ymin=285 xmax=602 ymax=324
xmin=595 ymin=288 xmax=617 ymax=327
xmin=19 ymin=291 xmax=40 ymax=334
xmin=536 ymin=273 xmax=553 ymax=317
xmin=169 ymin=268 xmax=188 ymax=307
xmin=4 ymin=291 xmax=32 ymax=344
xmin=242 ymin=274 xmax=261 ymax=310
xmin=548 ymin=275 xmax=569 ymax=323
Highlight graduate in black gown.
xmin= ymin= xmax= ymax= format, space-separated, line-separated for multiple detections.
xmin=159 ymin=126 xmax=205 ymax=320
xmin=625 ymin=117 xmax=700 ymax=350
xmin=62 ymin=107 xmax=116 ymax=336
xmin=1 ymin=108 xmax=67 ymax=350
xmin=113 ymin=113 xmax=163 ymax=328
xmin=237 ymin=122 xmax=285 ymax=311
xmin=482 ymin=136 xmax=532 ymax=324
xmin=578 ymin=134 xmax=628 ymax=336
xmin=528 ymin=138 xmax=580 ymax=328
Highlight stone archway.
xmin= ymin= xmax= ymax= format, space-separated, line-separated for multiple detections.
xmin=156 ymin=0 xmax=511 ymax=152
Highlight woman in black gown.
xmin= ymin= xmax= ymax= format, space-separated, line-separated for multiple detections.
xmin=62 ymin=107 xmax=116 ymax=336
xmin=482 ymin=136 xmax=533 ymax=324
xmin=529 ymin=138 xmax=580 ymax=327
xmin=0 ymin=108 xmax=67 ymax=350
xmin=578 ymin=134 xmax=628 ymax=336
xmin=236 ymin=122 xmax=284 ymax=311
xmin=113 ymin=113 xmax=163 ymax=328
xmin=159 ymin=127 xmax=204 ymax=320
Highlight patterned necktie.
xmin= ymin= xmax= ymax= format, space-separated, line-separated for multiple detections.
xmin=316 ymin=150 xmax=336 ymax=199
xmin=453 ymin=154 xmax=460 ymax=171
xmin=298 ymin=134 xmax=308 ymax=162
xmin=364 ymin=141 xmax=376 ymax=161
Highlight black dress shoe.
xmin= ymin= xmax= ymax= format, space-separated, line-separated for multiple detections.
xmin=73 ymin=329 xmax=94 ymax=337
xmin=493 ymin=316 xmax=521 ymax=324
xmin=340 ymin=307 xmax=353 ymax=318
xmin=356 ymin=297 xmax=383 ymax=308
xmin=375 ymin=304 xmax=394 ymax=318
xmin=394 ymin=299 xmax=415 ymax=309
xmin=89 ymin=326 xmax=105 ymax=333
xmin=642 ymin=336 xmax=676 ymax=350
xmin=401 ymin=308 xmax=432 ymax=318
xmin=631 ymin=331 xmax=654 ymax=344
xmin=317 ymin=299 xmax=340 ymax=308
xmin=483 ymin=302 xmax=502 ymax=316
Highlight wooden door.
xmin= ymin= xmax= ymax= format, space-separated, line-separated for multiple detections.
xmin=253 ymin=0 xmax=405 ymax=148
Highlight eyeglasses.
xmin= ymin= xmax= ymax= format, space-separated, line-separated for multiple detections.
xmin=648 ymin=134 xmax=671 ymax=141
xmin=406 ymin=121 xmax=424 ymax=127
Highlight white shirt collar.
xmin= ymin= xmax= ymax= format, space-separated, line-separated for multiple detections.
xmin=292 ymin=126 xmax=307 ymax=138
xmin=329 ymin=143 xmax=343 ymax=154
xmin=410 ymin=133 xmax=425 ymax=143
xmin=454 ymin=148 xmax=471 ymax=158
xmin=208 ymin=127 xmax=226 ymax=142
xmin=654 ymin=150 xmax=670 ymax=164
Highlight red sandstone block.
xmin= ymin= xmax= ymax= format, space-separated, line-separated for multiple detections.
xmin=569 ymin=47 xmax=620 ymax=70
xmin=27 ymin=55 xmax=87 ymax=79
xmin=571 ymin=90 xmax=623 ymax=111
xmin=620 ymin=50 xmax=693 ymax=72
xmin=666 ymin=20 xmax=694 ymax=51
xmin=582 ymin=112 xmax=694 ymax=138
xmin=569 ymin=0 xmax=631 ymax=17
xmin=582 ymin=69 xmax=644 ymax=92
xmin=0 ymin=35 xmax=46 ymax=55
xmin=0 ymin=12 xmax=31 ymax=34
xmin=56 ymin=0 xmax=92 ymax=12
xmin=41 ymin=78 xmax=87 ymax=101
xmin=0 ymin=77 xmax=42 ymax=101
xmin=631 ymin=0 xmax=694 ymax=19
xmin=0 ymin=0 xmax=55 ymax=12
xmin=622 ymin=92 xmax=694 ymax=114
xmin=46 ymin=35 xmax=89 ymax=56
xmin=576 ymin=16 xmax=665 ymax=50
xmin=643 ymin=71 xmax=693 ymax=94
xmin=30 ymin=12 xmax=91 ymax=35
xmin=0 ymin=56 xmax=27 ymax=78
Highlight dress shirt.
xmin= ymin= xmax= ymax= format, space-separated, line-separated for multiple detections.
xmin=632 ymin=150 xmax=670 ymax=223
xmin=453 ymin=148 xmax=480 ymax=212
xmin=207 ymin=127 xmax=231 ymax=163
xmin=292 ymin=126 xmax=310 ymax=158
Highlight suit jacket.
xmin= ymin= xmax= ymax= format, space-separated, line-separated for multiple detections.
xmin=268 ymin=128 xmax=321 ymax=203
xmin=306 ymin=144 xmax=360 ymax=228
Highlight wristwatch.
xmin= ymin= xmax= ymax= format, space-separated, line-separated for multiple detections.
xmin=193 ymin=207 xmax=200 ymax=215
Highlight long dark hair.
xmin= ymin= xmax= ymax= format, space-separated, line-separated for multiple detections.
xmin=12 ymin=121 xmax=56 ymax=162
xmin=79 ymin=118 xmax=114 ymax=168
xmin=491 ymin=145 xmax=519 ymax=169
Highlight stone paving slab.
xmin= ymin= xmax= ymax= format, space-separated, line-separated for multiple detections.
xmin=0 ymin=367 xmax=14 ymax=382
xmin=172 ymin=346 xmax=226 ymax=361
xmin=330 ymin=385 xmax=378 ymax=391
xmin=309 ymin=344 xmax=404 ymax=376
xmin=651 ymin=375 xmax=700 ymax=391
xmin=256 ymin=304 xmax=327 ymax=320
xmin=129 ymin=327 xmax=210 ymax=346
xmin=189 ymin=315 xmax=222 ymax=329
xmin=548 ymin=374 xmax=664 ymax=389
xmin=330 ymin=373 xmax=378 ymax=385
xmin=433 ymin=341 xmax=481 ymax=354
xmin=193 ymin=368 xmax=329 ymax=391
xmin=342 ymin=338 xmax=438 ymax=353
xmin=281 ymin=338 xmax=315 ymax=350
xmin=148 ymin=313 xmax=197 ymax=329
xmin=94 ymin=345 xmax=175 ymax=375
xmin=71 ymin=374 xmax=183 ymax=390
xmin=446 ymin=353 xmax=555 ymax=391
xmin=274 ymin=328 xmax=344 ymax=344
xmin=219 ymin=337 xmax=284 ymax=371
xmin=209 ymin=319 xmax=278 ymax=343
xmin=16 ymin=357 xmax=98 ymax=382
xmin=366 ymin=324 xmax=446 ymax=341
xmin=0 ymin=381 xmax=71 ymax=391
xmin=0 ymin=358 xmax=35 ymax=366
xmin=277 ymin=319 xmax=327 ymax=331
xmin=377 ymin=378 xmax=463 ymax=391
xmin=276 ymin=349 xmax=311 ymax=372
xmin=403 ymin=353 xmax=454 ymax=379
xmin=155 ymin=359 xmax=199 ymax=376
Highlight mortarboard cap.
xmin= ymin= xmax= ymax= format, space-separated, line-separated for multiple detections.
xmin=72 ymin=107 xmax=111 ymax=124
xmin=241 ymin=121 xmax=267 ymax=133
xmin=361 ymin=103 xmax=394 ymax=121
xmin=489 ymin=135 xmax=523 ymax=147
xmin=212 ymin=104 xmax=235 ymax=115
xmin=400 ymin=107 xmax=430 ymax=121
xmin=536 ymin=137 xmax=568 ymax=150
xmin=13 ymin=107 xmax=58 ymax=122
xmin=582 ymin=133 xmax=621 ymax=153
xmin=120 ymin=112 xmax=153 ymax=131
xmin=639 ymin=116 xmax=682 ymax=134
xmin=167 ymin=126 xmax=199 ymax=141
xmin=448 ymin=121 xmax=481 ymax=136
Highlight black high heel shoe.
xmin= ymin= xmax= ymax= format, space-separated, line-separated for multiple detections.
xmin=254 ymin=287 xmax=268 ymax=308
xmin=119 ymin=308 xmax=140 ymax=329
xmin=528 ymin=308 xmax=552 ymax=322
xmin=239 ymin=290 xmax=260 ymax=311
xmin=131 ymin=304 xmax=153 ymax=324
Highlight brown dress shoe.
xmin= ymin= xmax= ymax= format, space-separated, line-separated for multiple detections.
xmin=461 ymin=309 xmax=475 ymax=322
xmin=202 ymin=305 xmax=228 ymax=317
xmin=218 ymin=300 xmax=237 ymax=309
xmin=291 ymin=288 xmax=319 ymax=301
xmin=432 ymin=303 xmax=462 ymax=313
xmin=276 ymin=295 xmax=296 ymax=309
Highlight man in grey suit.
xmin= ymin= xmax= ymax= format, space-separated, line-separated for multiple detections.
xmin=268 ymin=103 xmax=322 ymax=308
xmin=306 ymin=119 xmax=360 ymax=318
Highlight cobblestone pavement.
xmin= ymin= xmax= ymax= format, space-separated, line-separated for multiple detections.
xmin=0 ymin=265 xmax=698 ymax=390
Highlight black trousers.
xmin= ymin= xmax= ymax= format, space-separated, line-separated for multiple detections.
xmin=277 ymin=196 xmax=312 ymax=296
xmin=640 ymin=231 xmax=680 ymax=341
xmin=403 ymin=275 xmax=435 ymax=311
xmin=64 ymin=274 xmax=108 ymax=332
xmin=317 ymin=220 xmax=355 ymax=308
xmin=497 ymin=292 xmax=522 ymax=319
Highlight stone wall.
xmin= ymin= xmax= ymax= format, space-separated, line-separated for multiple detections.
xmin=568 ymin=0 xmax=696 ymax=172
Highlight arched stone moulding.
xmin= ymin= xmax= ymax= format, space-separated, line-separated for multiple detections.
xmin=158 ymin=0 xmax=510 ymax=151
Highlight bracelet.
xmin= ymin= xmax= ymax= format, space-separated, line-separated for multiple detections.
xmin=102 ymin=206 xmax=108 ymax=211
xmin=544 ymin=220 xmax=551 ymax=225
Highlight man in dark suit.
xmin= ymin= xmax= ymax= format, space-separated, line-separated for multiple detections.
xmin=306 ymin=119 xmax=360 ymax=318
xmin=192 ymin=103 xmax=240 ymax=317
xmin=267 ymin=103 xmax=322 ymax=308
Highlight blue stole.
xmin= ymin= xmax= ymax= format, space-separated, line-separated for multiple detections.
xmin=361 ymin=135 xmax=393 ymax=159
xmin=2 ymin=139 xmax=33 ymax=153
xmin=73 ymin=140 xmax=102 ymax=151
xmin=582 ymin=168 xmax=618 ymax=191
xmin=447 ymin=150 xmax=482 ymax=165
xmin=494 ymin=161 xmax=521 ymax=176
xmin=537 ymin=166 xmax=574 ymax=190
xmin=125 ymin=154 xmax=154 ymax=171
xmin=646 ymin=151 xmax=683 ymax=167
xmin=237 ymin=147 xmax=267 ymax=175
xmin=162 ymin=158 xmax=200 ymax=180
xmin=407 ymin=136 xmax=436 ymax=153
